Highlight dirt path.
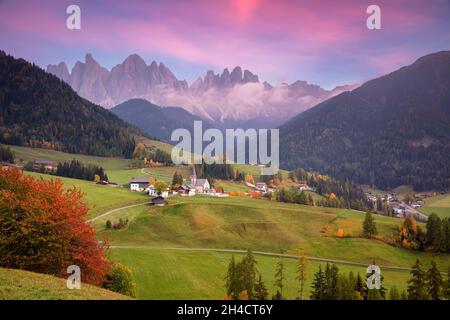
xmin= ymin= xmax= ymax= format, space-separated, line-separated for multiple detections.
xmin=86 ymin=201 xmax=151 ymax=223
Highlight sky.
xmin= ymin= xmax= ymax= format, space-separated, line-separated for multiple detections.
xmin=0 ymin=0 xmax=449 ymax=89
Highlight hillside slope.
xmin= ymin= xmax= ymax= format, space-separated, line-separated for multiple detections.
xmin=111 ymin=98 xmax=210 ymax=141
xmin=0 ymin=51 xmax=140 ymax=158
xmin=280 ymin=51 xmax=450 ymax=191
xmin=0 ymin=268 xmax=131 ymax=300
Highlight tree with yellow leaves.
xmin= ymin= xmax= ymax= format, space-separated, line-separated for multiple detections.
xmin=296 ymin=252 xmax=308 ymax=300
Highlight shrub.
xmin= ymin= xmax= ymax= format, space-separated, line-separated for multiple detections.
xmin=102 ymin=263 xmax=136 ymax=297
xmin=0 ymin=168 xmax=110 ymax=285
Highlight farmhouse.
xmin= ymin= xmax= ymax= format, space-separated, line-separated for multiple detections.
xmin=177 ymin=185 xmax=196 ymax=196
xmin=255 ymin=182 xmax=267 ymax=191
xmin=130 ymin=177 xmax=149 ymax=192
xmin=190 ymin=175 xmax=210 ymax=193
xmin=298 ymin=183 xmax=311 ymax=191
xmin=33 ymin=160 xmax=57 ymax=172
xmin=152 ymin=196 xmax=165 ymax=206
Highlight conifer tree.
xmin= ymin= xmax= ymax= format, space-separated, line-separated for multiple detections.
xmin=426 ymin=260 xmax=443 ymax=300
xmin=407 ymin=259 xmax=430 ymax=300
xmin=273 ymin=258 xmax=285 ymax=299
xmin=310 ymin=265 xmax=326 ymax=300
xmin=254 ymin=274 xmax=269 ymax=300
xmin=362 ymin=212 xmax=378 ymax=238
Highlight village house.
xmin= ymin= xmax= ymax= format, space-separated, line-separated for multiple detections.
xmin=191 ymin=175 xmax=210 ymax=193
xmin=255 ymin=182 xmax=267 ymax=192
xmin=152 ymin=196 xmax=165 ymax=206
xmin=298 ymin=183 xmax=311 ymax=191
xmin=130 ymin=177 xmax=150 ymax=192
xmin=177 ymin=185 xmax=196 ymax=197
xmin=33 ymin=160 xmax=57 ymax=172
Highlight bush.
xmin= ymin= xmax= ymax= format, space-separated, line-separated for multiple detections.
xmin=0 ymin=168 xmax=110 ymax=285
xmin=102 ymin=263 xmax=136 ymax=297
xmin=106 ymin=220 xmax=112 ymax=229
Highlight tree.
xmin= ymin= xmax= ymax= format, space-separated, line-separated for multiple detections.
xmin=254 ymin=274 xmax=269 ymax=300
xmin=155 ymin=181 xmax=167 ymax=195
xmin=241 ymin=249 xmax=257 ymax=300
xmin=407 ymin=259 xmax=429 ymax=300
xmin=296 ymin=253 xmax=308 ymax=299
xmin=389 ymin=286 xmax=400 ymax=300
xmin=426 ymin=213 xmax=442 ymax=250
xmin=225 ymin=256 xmax=240 ymax=300
xmin=354 ymin=273 xmax=366 ymax=300
xmin=273 ymin=258 xmax=285 ymax=299
xmin=426 ymin=260 xmax=443 ymax=300
xmin=0 ymin=168 xmax=110 ymax=285
xmin=310 ymin=265 xmax=326 ymax=300
xmin=171 ymin=171 xmax=183 ymax=187
xmin=362 ymin=212 xmax=377 ymax=239
xmin=324 ymin=263 xmax=339 ymax=299
xmin=102 ymin=263 xmax=136 ymax=297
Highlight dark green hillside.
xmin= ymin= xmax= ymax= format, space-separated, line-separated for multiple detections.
xmin=111 ymin=98 xmax=210 ymax=141
xmin=280 ymin=51 xmax=450 ymax=191
xmin=0 ymin=51 xmax=140 ymax=158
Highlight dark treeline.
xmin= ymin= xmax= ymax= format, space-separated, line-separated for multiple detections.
xmin=0 ymin=145 xmax=14 ymax=163
xmin=148 ymin=149 xmax=172 ymax=165
xmin=275 ymin=168 xmax=370 ymax=211
xmin=24 ymin=159 xmax=108 ymax=182
xmin=56 ymin=160 xmax=108 ymax=182
xmin=0 ymin=51 xmax=138 ymax=158
xmin=225 ymin=251 xmax=450 ymax=300
xmin=395 ymin=214 xmax=450 ymax=253
xmin=194 ymin=162 xmax=245 ymax=182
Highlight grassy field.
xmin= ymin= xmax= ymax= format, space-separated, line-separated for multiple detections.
xmin=0 ymin=268 xmax=131 ymax=300
xmin=3 ymin=144 xmax=131 ymax=171
xmin=421 ymin=193 xmax=450 ymax=218
xmin=25 ymin=172 xmax=149 ymax=219
xmin=110 ymin=248 xmax=412 ymax=300
xmin=98 ymin=196 xmax=449 ymax=271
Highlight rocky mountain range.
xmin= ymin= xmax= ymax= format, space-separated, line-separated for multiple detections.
xmin=47 ymin=53 xmax=356 ymax=127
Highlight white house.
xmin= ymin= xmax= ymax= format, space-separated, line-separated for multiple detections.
xmin=130 ymin=178 xmax=150 ymax=192
xmin=255 ymin=182 xmax=267 ymax=191
xmin=148 ymin=185 xmax=157 ymax=196
xmin=191 ymin=175 xmax=210 ymax=193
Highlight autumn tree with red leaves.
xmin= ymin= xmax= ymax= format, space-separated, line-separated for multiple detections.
xmin=0 ymin=168 xmax=110 ymax=285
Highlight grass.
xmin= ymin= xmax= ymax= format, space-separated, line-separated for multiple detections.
xmin=98 ymin=196 xmax=449 ymax=271
xmin=24 ymin=172 xmax=149 ymax=219
xmin=3 ymin=144 xmax=131 ymax=171
xmin=421 ymin=193 xmax=450 ymax=218
xmin=110 ymin=248 xmax=412 ymax=300
xmin=214 ymin=180 xmax=251 ymax=192
xmin=0 ymin=268 xmax=131 ymax=300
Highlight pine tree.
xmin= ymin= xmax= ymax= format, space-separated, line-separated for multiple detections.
xmin=324 ymin=263 xmax=339 ymax=299
xmin=273 ymin=258 xmax=285 ymax=299
xmin=389 ymin=286 xmax=400 ymax=300
xmin=362 ymin=212 xmax=378 ymax=239
xmin=296 ymin=254 xmax=308 ymax=299
xmin=310 ymin=265 xmax=326 ymax=300
xmin=254 ymin=274 xmax=269 ymax=300
xmin=225 ymin=256 xmax=240 ymax=300
xmin=354 ymin=273 xmax=366 ymax=300
xmin=241 ymin=249 xmax=257 ymax=300
xmin=426 ymin=260 xmax=443 ymax=300
xmin=407 ymin=259 xmax=430 ymax=300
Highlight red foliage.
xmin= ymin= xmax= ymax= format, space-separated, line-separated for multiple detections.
xmin=0 ymin=168 xmax=110 ymax=285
